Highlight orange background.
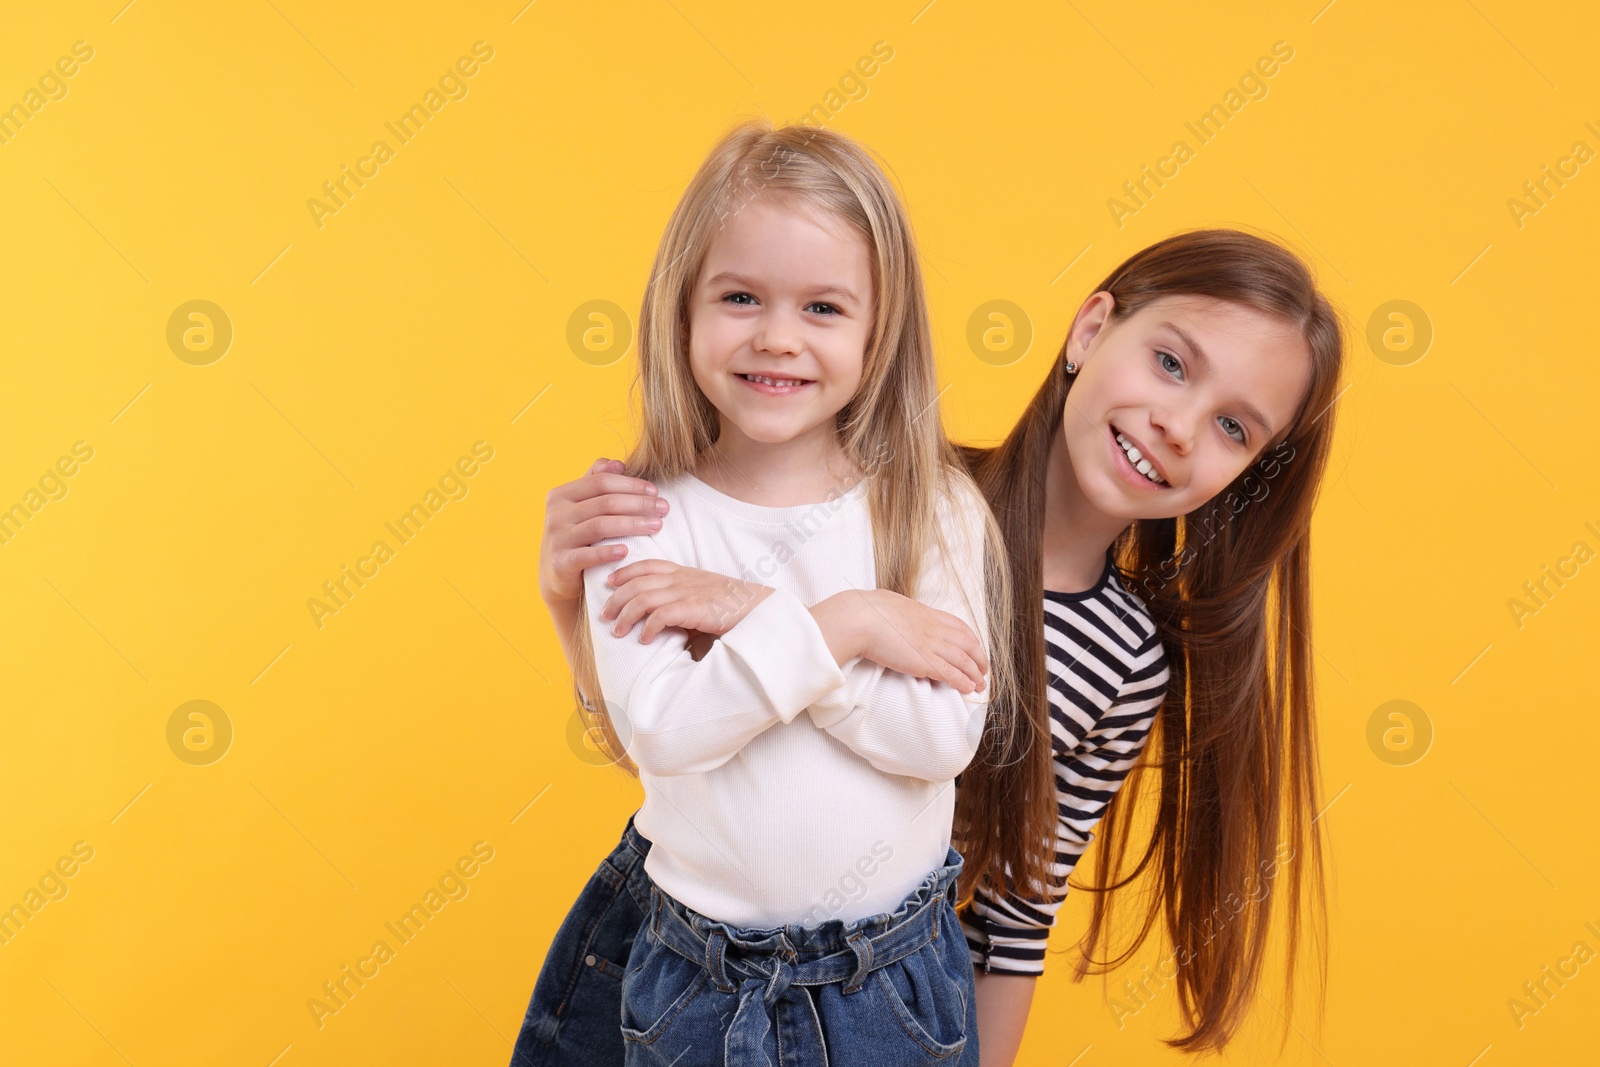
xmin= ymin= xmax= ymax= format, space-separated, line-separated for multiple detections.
xmin=1 ymin=1 xmax=1596 ymax=1063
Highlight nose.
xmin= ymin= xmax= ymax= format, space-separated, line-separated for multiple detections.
xmin=753 ymin=308 xmax=803 ymax=357
xmin=1149 ymin=404 xmax=1197 ymax=457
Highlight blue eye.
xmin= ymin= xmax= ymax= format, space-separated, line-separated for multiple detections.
xmin=1157 ymin=350 xmax=1183 ymax=378
xmin=724 ymin=292 xmax=757 ymax=305
xmin=1219 ymin=415 xmax=1246 ymax=444
xmin=806 ymin=302 xmax=840 ymax=315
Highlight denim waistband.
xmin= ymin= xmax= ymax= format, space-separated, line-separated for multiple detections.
xmin=620 ymin=812 xmax=651 ymax=863
xmin=643 ymin=846 xmax=965 ymax=1064
xmin=611 ymin=813 xmax=654 ymax=913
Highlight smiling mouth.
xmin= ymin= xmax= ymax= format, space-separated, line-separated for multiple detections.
xmin=1110 ymin=425 xmax=1170 ymax=487
xmin=737 ymin=372 xmax=813 ymax=391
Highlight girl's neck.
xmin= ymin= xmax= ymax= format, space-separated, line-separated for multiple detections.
xmin=1041 ymin=419 xmax=1134 ymax=594
xmin=693 ymin=423 xmax=862 ymax=508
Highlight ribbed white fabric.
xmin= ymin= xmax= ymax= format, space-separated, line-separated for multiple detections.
xmin=583 ymin=471 xmax=990 ymax=929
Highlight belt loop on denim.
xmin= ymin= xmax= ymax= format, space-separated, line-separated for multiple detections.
xmin=705 ymin=927 xmax=736 ymax=993
xmin=842 ymin=930 xmax=874 ymax=995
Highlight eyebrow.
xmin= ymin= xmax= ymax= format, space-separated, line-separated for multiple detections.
xmin=1157 ymin=321 xmax=1276 ymax=438
xmin=702 ymin=270 xmax=862 ymax=306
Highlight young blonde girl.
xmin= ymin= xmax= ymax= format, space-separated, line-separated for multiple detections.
xmin=519 ymin=120 xmax=1020 ymax=1067
xmin=523 ymin=225 xmax=1342 ymax=1064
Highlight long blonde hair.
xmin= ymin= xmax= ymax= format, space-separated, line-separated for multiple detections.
xmin=572 ymin=118 xmax=1018 ymax=779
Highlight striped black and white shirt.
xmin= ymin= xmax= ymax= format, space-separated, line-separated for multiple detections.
xmin=957 ymin=549 xmax=1169 ymax=977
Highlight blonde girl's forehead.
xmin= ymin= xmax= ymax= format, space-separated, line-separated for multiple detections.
xmin=694 ymin=199 xmax=873 ymax=296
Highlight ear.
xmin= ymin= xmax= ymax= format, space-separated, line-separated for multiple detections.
xmin=1068 ymin=290 xmax=1117 ymax=369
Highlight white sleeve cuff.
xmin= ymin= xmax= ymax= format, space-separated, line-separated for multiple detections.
xmin=716 ymin=586 xmax=849 ymax=723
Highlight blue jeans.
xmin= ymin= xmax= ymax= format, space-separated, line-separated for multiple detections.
xmin=509 ymin=814 xmax=655 ymax=1067
xmin=620 ymin=844 xmax=979 ymax=1066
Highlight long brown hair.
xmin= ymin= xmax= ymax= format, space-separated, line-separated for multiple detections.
xmin=954 ymin=227 xmax=1343 ymax=1054
xmin=573 ymin=118 xmax=1019 ymax=785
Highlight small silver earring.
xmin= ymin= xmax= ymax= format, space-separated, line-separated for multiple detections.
xmin=1065 ymin=360 xmax=1078 ymax=374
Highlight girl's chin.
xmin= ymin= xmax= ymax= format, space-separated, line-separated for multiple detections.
xmin=1088 ymin=476 xmax=1187 ymax=521
xmin=723 ymin=418 xmax=829 ymax=446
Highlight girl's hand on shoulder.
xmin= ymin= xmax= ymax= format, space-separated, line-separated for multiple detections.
xmin=843 ymin=589 xmax=989 ymax=695
xmin=540 ymin=458 xmax=666 ymax=606
xmin=601 ymin=560 xmax=774 ymax=644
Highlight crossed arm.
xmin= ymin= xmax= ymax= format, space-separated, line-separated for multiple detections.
xmin=546 ymin=461 xmax=993 ymax=781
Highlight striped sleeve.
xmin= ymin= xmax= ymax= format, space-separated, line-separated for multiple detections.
xmin=960 ymin=576 xmax=1169 ymax=977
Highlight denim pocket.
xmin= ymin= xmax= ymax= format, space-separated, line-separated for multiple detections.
xmin=619 ymin=923 xmax=712 ymax=1046
xmin=583 ymin=859 xmax=648 ymax=982
xmin=872 ymin=937 xmax=970 ymax=1061
xmin=511 ymin=846 xmax=644 ymax=1066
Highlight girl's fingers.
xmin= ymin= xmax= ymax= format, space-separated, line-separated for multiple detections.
xmin=601 ymin=587 xmax=629 ymax=621
xmin=940 ymin=645 xmax=986 ymax=691
xmin=638 ymin=612 xmax=661 ymax=643
xmin=570 ymin=491 xmax=668 ymax=528
xmin=547 ymin=475 xmax=601 ymax=505
xmin=608 ymin=598 xmax=642 ymax=634
xmin=629 ymin=588 xmax=703 ymax=640
xmin=550 ymin=473 xmax=661 ymax=508
xmin=605 ymin=563 xmax=676 ymax=593
xmin=568 ymin=545 xmax=626 ymax=578
xmin=554 ymin=547 xmax=618 ymax=588
xmin=602 ymin=576 xmax=664 ymax=622
xmin=941 ymin=619 xmax=989 ymax=675
xmin=549 ymin=511 xmax=625 ymax=553
xmin=591 ymin=482 xmax=662 ymax=508
xmin=925 ymin=654 xmax=971 ymax=694
xmin=907 ymin=647 xmax=948 ymax=685
xmin=946 ymin=658 xmax=977 ymax=694
xmin=572 ymin=514 xmax=661 ymax=549
xmin=919 ymin=644 xmax=976 ymax=693
xmin=585 ymin=478 xmax=661 ymax=507
xmin=640 ymin=607 xmax=680 ymax=643
xmin=610 ymin=586 xmax=676 ymax=634
xmin=949 ymin=626 xmax=990 ymax=677
xmin=575 ymin=487 xmax=664 ymax=516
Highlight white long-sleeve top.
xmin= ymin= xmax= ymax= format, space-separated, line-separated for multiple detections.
xmin=583 ymin=470 xmax=991 ymax=929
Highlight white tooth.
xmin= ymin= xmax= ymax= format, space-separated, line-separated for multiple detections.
xmin=1126 ymin=446 xmax=1143 ymax=463
xmin=1136 ymin=458 xmax=1153 ymax=474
